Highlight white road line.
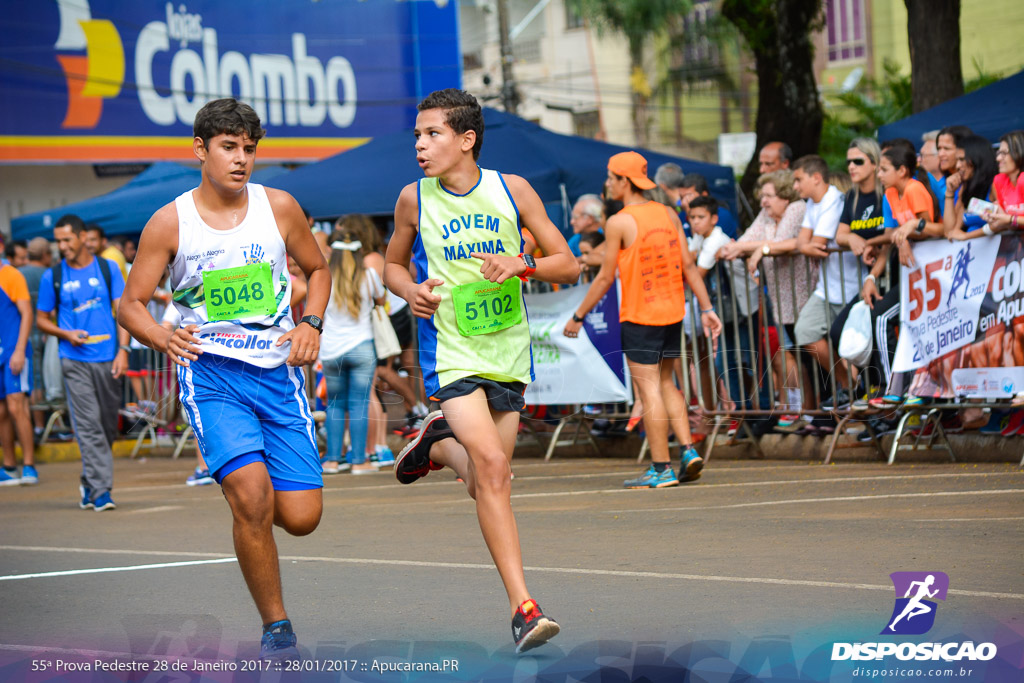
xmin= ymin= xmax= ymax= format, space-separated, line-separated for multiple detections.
xmin=1 ymin=545 xmax=1019 ymax=600
xmin=912 ymin=516 xmax=1024 ymax=522
xmin=273 ymin=555 xmax=1023 ymax=601
xmin=0 ymin=545 xmax=232 ymax=559
xmin=606 ymin=488 xmax=1024 ymax=514
xmin=127 ymin=505 xmax=183 ymax=514
xmin=111 ymin=469 xmax=1021 ymax=495
xmin=0 ymin=558 xmax=237 ymax=581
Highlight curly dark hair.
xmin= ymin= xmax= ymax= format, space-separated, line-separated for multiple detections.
xmin=417 ymin=89 xmax=484 ymax=160
xmin=193 ymin=98 xmax=265 ymax=149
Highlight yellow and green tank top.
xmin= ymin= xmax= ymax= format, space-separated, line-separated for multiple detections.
xmin=412 ymin=168 xmax=534 ymax=396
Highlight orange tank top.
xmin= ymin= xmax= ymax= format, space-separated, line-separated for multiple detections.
xmin=616 ymin=201 xmax=686 ymax=325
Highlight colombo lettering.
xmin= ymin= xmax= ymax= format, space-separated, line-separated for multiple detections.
xmin=136 ymin=3 xmax=357 ymax=128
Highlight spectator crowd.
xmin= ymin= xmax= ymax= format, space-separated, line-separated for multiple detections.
xmin=2 ymin=124 xmax=1022 ymax=497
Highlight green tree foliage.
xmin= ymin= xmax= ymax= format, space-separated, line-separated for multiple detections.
xmin=569 ymin=0 xmax=693 ymax=147
xmin=819 ymin=58 xmax=1001 ymax=169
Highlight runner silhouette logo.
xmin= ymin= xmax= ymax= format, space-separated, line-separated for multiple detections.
xmin=881 ymin=571 xmax=949 ymax=635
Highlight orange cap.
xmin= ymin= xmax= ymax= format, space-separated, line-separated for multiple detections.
xmin=608 ymin=151 xmax=656 ymax=190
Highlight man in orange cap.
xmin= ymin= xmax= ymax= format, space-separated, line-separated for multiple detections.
xmin=565 ymin=151 xmax=722 ymax=488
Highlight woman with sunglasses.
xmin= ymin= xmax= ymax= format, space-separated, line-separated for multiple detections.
xmin=984 ymin=130 xmax=1024 ymax=232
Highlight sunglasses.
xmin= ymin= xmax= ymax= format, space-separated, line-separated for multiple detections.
xmin=846 ymin=158 xmax=867 ymax=166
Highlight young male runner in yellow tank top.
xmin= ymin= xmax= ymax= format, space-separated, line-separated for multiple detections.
xmin=384 ymin=89 xmax=579 ymax=653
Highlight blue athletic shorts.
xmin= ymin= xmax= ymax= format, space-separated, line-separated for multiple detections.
xmin=0 ymin=354 xmax=33 ymax=399
xmin=177 ymin=354 xmax=322 ymax=491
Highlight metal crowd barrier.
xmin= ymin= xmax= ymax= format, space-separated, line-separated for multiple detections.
xmin=685 ymin=238 xmax=1024 ymax=466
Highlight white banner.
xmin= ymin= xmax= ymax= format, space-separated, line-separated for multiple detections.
xmin=523 ymin=284 xmax=631 ymax=406
xmin=893 ymin=237 xmax=1001 ymax=372
xmin=951 ymin=367 xmax=1024 ymax=398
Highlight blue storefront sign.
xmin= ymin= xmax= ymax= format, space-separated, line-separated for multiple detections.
xmin=0 ymin=0 xmax=461 ymax=162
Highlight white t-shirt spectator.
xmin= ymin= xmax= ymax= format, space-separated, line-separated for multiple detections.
xmin=320 ymin=268 xmax=385 ymax=360
xmin=688 ymin=225 xmax=732 ymax=271
xmin=804 ymin=185 xmax=854 ymax=304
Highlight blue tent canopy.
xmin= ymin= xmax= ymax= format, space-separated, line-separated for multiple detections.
xmin=11 ymin=163 xmax=291 ymax=241
xmin=266 ymin=108 xmax=736 ymax=224
xmin=877 ymin=69 xmax=1024 ymax=145
xmin=12 ymin=162 xmax=199 ymax=240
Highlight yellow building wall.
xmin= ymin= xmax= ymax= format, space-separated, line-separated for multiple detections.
xmin=860 ymin=0 xmax=1024 ymax=84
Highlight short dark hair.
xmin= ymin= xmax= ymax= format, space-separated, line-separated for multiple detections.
xmin=193 ymin=98 xmax=266 ymax=149
xmin=776 ymin=142 xmax=794 ymax=165
xmin=5 ymin=239 xmax=26 ymax=259
xmin=417 ymin=89 xmax=484 ymax=160
xmin=687 ymin=195 xmax=719 ymax=215
xmin=680 ymin=173 xmax=709 ymax=194
xmin=792 ymin=154 xmax=829 ymax=180
xmin=579 ymin=231 xmax=605 ymax=248
xmin=937 ymin=125 xmax=973 ymax=147
xmin=85 ymin=224 xmax=105 ymax=239
xmin=55 ymin=214 xmax=86 ymax=235
xmin=879 ymin=138 xmax=915 ymax=153
xmin=882 ymin=145 xmax=918 ymax=176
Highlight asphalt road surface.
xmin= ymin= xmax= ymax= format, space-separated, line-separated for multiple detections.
xmin=1 ymin=456 xmax=1021 ymax=682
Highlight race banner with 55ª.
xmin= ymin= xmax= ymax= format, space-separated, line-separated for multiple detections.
xmin=893 ymin=234 xmax=1024 ymax=397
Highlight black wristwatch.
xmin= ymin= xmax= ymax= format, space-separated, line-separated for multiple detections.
xmin=915 ymin=218 xmax=927 ymax=233
xmin=299 ymin=314 xmax=324 ymax=334
xmin=572 ymin=313 xmax=584 ymax=323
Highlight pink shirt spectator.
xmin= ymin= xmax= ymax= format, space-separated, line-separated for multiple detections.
xmin=739 ymin=201 xmax=813 ymax=324
xmin=992 ymin=172 xmax=1024 ymax=216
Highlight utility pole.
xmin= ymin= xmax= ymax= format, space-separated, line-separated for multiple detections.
xmin=496 ymin=0 xmax=519 ymax=115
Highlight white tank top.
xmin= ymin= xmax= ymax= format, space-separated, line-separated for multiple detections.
xmin=169 ymin=183 xmax=294 ymax=368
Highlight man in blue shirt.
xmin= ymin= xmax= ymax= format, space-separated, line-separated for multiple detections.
xmin=36 ymin=214 xmax=128 ymax=511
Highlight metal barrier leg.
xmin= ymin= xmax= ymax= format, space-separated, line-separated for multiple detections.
xmin=130 ymin=423 xmax=156 ymax=458
xmin=703 ymin=415 xmax=727 ymax=461
xmin=544 ymin=417 xmax=570 ymax=461
xmin=637 ymin=437 xmax=648 ymax=463
xmin=888 ymin=410 xmax=918 ymax=465
xmin=40 ymin=408 xmax=65 ymax=443
xmin=823 ymin=415 xmax=850 ymax=465
xmin=172 ymin=425 xmax=194 ymax=460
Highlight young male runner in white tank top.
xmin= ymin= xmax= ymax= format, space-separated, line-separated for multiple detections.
xmin=385 ymin=89 xmax=580 ymax=653
xmin=118 ymin=98 xmax=330 ymax=660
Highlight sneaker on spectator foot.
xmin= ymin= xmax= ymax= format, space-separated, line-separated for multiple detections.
xmin=186 ymin=467 xmax=215 ymax=486
xmin=79 ymin=485 xmax=93 ymax=509
xmin=823 ymin=388 xmax=852 ymax=411
xmin=260 ymin=620 xmax=299 ymax=661
xmin=93 ymin=492 xmax=116 ymax=512
xmin=19 ymin=465 xmax=38 ymax=485
xmin=321 ymin=459 xmax=341 ymax=475
xmin=395 ymin=412 xmax=452 ymax=484
xmin=678 ymin=448 xmax=704 ymax=483
xmin=374 ymin=447 xmax=396 ymax=468
xmin=0 ymin=468 xmax=20 ymax=486
xmin=774 ymin=415 xmax=809 ymax=434
xmin=624 ymin=466 xmax=678 ymax=489
xmin=512 ymin=599 xmax=559 ymax=654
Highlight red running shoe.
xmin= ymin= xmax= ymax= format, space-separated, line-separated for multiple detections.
xmin=512 ymin=599 xmax=560 ymax=654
